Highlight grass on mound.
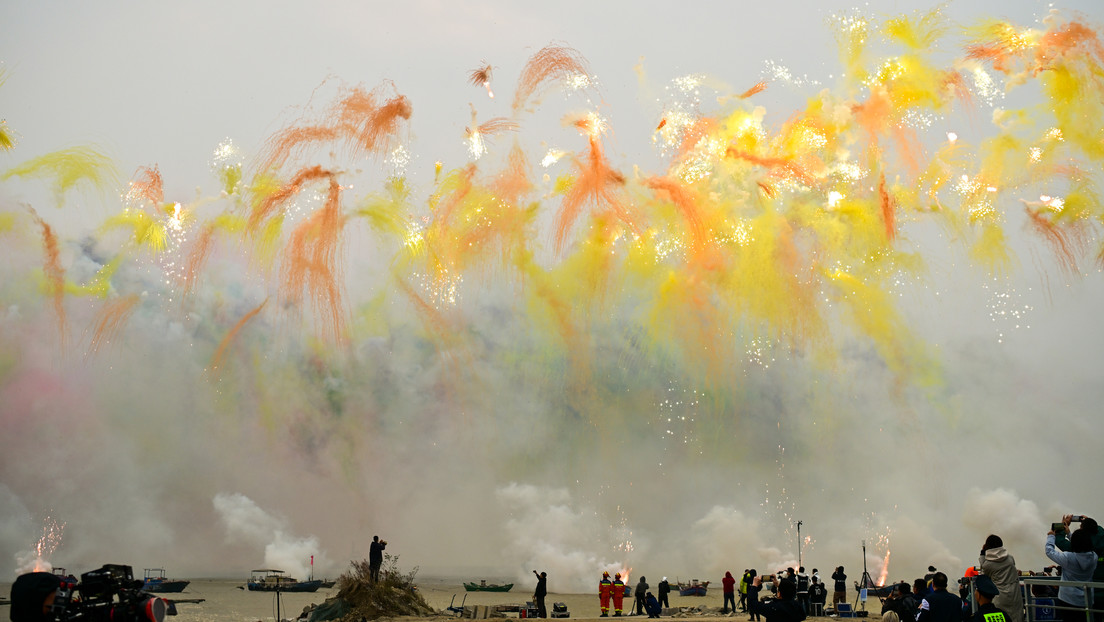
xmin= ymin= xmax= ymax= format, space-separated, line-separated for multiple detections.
xmin=315 ymin=555 xmax=435 ymax=622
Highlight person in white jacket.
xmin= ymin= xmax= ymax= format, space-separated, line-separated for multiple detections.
xmin=979 ymin=534 xmax=1024 ymax=622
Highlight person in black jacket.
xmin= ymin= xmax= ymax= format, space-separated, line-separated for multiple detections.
xmin=917 ymin=572 xmax=964 ymax=622
xmin=369 ymin=535 xmax=387 ymax=582
xmin=657 ymin=578 xmax=671 ymax=610
xmin=747 ymin=571 xmax=763 ymax=622
xmin=760 ymin=578 xmax=807 ymax=622
xmin=533 ymin=570 xmax=548 ymax=618
xmin=10 ymin=572 xmax=62 ymax=622
xmin=635 ymin=576 xmax=649 ymax=616
xmin=832 ymin=567 xmax=848 ymax=608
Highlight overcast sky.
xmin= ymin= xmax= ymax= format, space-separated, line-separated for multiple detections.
xmin=2 ymin=0 xmax=1103 ymax=587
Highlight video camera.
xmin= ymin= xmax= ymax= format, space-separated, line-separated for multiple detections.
xmin=50 ymin=565 xmax=171 ymax=622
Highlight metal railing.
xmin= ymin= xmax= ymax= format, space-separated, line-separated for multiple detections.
xmin=1019 ymin=577 xmax=1104 ymax=622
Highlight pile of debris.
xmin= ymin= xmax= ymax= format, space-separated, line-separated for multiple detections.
xmin=308 ymin=557 xmax=435 ymax=622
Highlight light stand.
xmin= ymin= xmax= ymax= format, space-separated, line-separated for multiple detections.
xmin=796 ymin=521 xmax=803 ymax=569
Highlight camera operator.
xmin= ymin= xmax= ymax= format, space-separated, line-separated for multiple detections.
xmin=10 ymin=565 xmax=169 ymax=622
xmin=1045 ymin=521 xmax=1098 ymax=622
xmin=1053 ymin=515 xmax=1104 ymax=622
xmin=10 ymin=572 xmax=63 ymax=622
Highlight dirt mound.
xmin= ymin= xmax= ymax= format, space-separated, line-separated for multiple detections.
xmin=309 ymin=558 xmax=436 ymax=622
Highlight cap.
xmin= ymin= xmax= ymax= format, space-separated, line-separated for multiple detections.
xmin=974 ymin=575 xmax=1000 ymax=598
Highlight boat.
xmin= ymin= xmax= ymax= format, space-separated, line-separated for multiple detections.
xmin=464 ymin=580 xmax=514 ymax=592
xmin=143 ymin=568 xmax=190 ymax=593
xmin=247 ymin=569 xmax=323 ymax=592
xmin=678 ymin=579 xmax=709 ymax=596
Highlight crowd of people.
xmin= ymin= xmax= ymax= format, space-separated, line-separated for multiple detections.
xmin=581 ymin=514 xmax=1103 ymax=622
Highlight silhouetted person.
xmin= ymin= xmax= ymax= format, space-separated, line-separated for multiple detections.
xmin=747 ymin=571 xmax=762 ymax=622
xmin=369 ymin=535 xmax=387 ymax=582
xmin=832 ymin=567 xmax=847 ymax=608
xmin=635 ymin=576 xmax=649 ymax=616
xmin=658 ymin=577 xmax=671 ymax=610
xmin=533 ymin=570 xmax=548 ymax=618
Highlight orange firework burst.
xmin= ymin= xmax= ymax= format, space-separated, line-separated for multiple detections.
xmin=28 ymin=208 xmax=68 ymax=348
xmin=513 ymin=44 xmax=592 ymax=113
xmin=469 ymin=62 xmax=495 ymax=98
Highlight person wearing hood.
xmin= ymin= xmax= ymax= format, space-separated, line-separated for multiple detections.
xmin=10 ymin=572 xmax=62 ymax=622
xmin=657 ymin=577 xmax=671 ymax=610
xmin=634 ymin=576 xmax=650 ymax=616
xmin=979 ymin=534 xmax=1024 ymax=622
xmin=1045 ymin=526 xmax=1098 ymax=622
xmin=724 ymin=571 xmax=738 ymax=614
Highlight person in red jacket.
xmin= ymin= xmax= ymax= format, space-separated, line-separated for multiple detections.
xmin=600 ymin=572 xmax=613 ymax=617
xmin=723 ymin=571 xmax=738 ymax=614
xmin=612 ymin=573 xmax=626 ymax=616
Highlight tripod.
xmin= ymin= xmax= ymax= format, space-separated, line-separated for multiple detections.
xmin=855 ymin=540 xmax=874 ymax=612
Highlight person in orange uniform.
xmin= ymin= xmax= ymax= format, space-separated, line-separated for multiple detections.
xmin=600 ymin=572 xmax=613 ymax=617
xmin=612 ymin=573 xmax=626 ymax=616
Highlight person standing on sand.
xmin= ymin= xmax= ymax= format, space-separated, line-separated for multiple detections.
xmin=747 ymin=571 xmax=762 ymax=622
xmin=723 ymin=571 xmax=738 ymax=614
xmin=832 ymin=567 xmax=847 ymax=608
xmin=533 ymin=570 xmax=548 ymax=618
xmin=612 ymin=573 xmax=626 ymax=616
xmin=740 ymin=570 xmax=751 ymax=613
xmin=658 ymin=577 xmax=671 ymax=610
xmin=635 ymin=576 xmax=649 ymax=616
xmin=600 ymin=571 xmax=613 ymax=617
xmin=369 ymin=535 xmax=387 ymax=582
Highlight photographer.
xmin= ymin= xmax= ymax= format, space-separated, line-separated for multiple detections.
xmin=10 ymin=572 xmax=62 ymax=622
xmin=369 ymin=535 xmax=387 ymax=582
xmin=1054 ymin=515 xmax=1104 ymax=621
xmin=1045 ymin=522 xmax=1098 ymax=622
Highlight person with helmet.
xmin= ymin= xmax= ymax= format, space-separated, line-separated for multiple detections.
xmin=600 ymin=572 xmax=613 ymax=617
xmin=612 ymin=573 xmax=626 ymax=616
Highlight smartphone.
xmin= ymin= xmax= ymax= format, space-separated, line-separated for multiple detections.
xmin=1052 ymin=522 xmax=1066 ymax=533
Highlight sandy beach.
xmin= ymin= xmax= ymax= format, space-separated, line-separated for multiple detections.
xmin=2 ymin=577 xmax=843 ymax=622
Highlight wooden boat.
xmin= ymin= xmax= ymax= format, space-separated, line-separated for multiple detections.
xmin=143 ymin=568 xmax=190 ymax=593
xmin=247 ymin=569 xmax=323 ymax=592
xmin=678 ymin=579 xmax=709 ymax=596
xmin=464 ymin=580 xmax=514 ymax=592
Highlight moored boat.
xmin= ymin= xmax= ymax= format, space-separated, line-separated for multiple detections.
xmin=247 ymin=569 xmax=323 ymax=592
xmin=464 ymin=580 xmax=514 ymax=592
xmin=678 ymin=579 xmax=709 ymax=596
xmin=143 ymin=568 xmax=190 ymax=593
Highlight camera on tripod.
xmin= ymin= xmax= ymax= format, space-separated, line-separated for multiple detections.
xmin=50 ymin=564 xmax=171 ymax=622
